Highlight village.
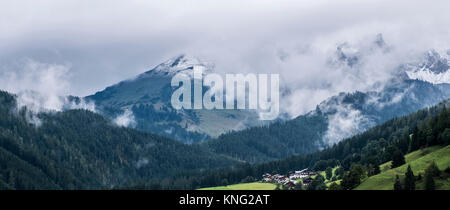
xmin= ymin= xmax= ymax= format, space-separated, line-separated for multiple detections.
xmin=261 ymin=168 xmax=319 ymax=190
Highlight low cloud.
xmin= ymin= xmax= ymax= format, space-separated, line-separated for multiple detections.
xmin=0 ymin=59 xmax=95 ymax=125
xmin=1 ymin=0 xmax=449 ymax=97
xmin=113 ymin=109 xmax=136 ymax=128
xmin=0 ymin=1 xmax=449 ymax=136
xmin=322 ymin=104 xmax=375 ymax=146
xmin=0 ymin=60 xmax=71 ymax=111
xmin=135 ymin=158 xmax=149 ymax=169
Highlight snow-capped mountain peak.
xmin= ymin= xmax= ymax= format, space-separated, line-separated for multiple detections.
xmin=145 ymin=54 xmax=213 ymax=77
xmin=404 ymin=49 xmax=450 ymax=84
xmin=420 ymin=50 xmax=449 ymax=74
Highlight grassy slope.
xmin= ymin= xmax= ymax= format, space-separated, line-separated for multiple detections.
xmin=379 ymin=146 xmax=442 ymax=172
xmin=198 ymin=182 xmax=277 ymax=190
xmin=355 ymin=145 xmax=450 ymax=190
xmin=197 ymin=146 xmax=450 ymax=190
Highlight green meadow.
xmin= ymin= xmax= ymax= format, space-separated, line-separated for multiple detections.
xmin=355 ymin=145 xmax=450 ymax=190
xmin=197 ymin=146 xmax=450 ymax=190
xmin=198 ymin=182 xmax=277 ymax=190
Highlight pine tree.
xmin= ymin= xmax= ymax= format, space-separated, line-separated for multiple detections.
xmin=325 ymin=167 xmax=333 ymax=180
xmin=307 ymin=174 xmax=327 ymax=190
xmin=394 ymin=175 xmax=402 ymax=190
xmin=335 ymin=167 xmax=345 ymax=179
xmin=328 ymin=182 xmax=341 ymax=190
xmin=427 ymin=161 xmax=440 ymax=177
xmin=436 ymin=105 xmax=448 ymax=134
xmin=293 ymin=183 xmax=303 ymax=190
xmin=340 ymin=165 xmax=365 ymax=190
xmin=373 ymin=165 xmax=381 ymax=175
xmin=404 ymin=165 xmax=415 ymax=190
xmin=417 ymin=174 xmax=422 ymax=181
xmin=424 ymin=162 xmax=439 ymax=190
xmin=425 ymin=170 xmax=435 ymax=190
xmin=409 ymin=126 xmax=420 ymax=152
xmin=391 ymin=149 xmax=405 ymax=168
xmin=441 ymin=128 xmax=450 ymax=145
xmin=368 ymin=164 xmax=381 ymax=176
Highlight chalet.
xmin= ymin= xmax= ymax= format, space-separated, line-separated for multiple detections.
xmin=288 ymin=168 xmax=317 ymax=180
xmin=285 ymin=181 xmax=296 ymax=190
xmin=262 ymin=173 xmax=272 ymax=182
xmin=261 ymin=168 xmax=318 ymax=189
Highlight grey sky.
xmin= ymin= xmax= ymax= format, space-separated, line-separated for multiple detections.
xmin=1 ymin=0 xmax=449 ymax=116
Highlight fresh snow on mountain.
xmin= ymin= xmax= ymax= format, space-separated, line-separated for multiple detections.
xmin=405 ymin=68 xmax=450 ymax=84
xmin=86 ymin=35 xmax=450 ymax=145
xmin=140 ymin=54 xmax=213 ymax=78
xmin=404 ymin=50 xmax=450 ymax=84
xmin=86 ymin=54 xmax=264 ymax=143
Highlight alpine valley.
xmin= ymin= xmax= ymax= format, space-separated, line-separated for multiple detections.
xmin=0 ymin=35 xmax=449 ymax=190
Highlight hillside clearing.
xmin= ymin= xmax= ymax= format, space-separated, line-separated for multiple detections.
xmin=355 ymin=145 xmax=450 ymax=190
xmin=198 ymin=182 xmax=277 ymax=190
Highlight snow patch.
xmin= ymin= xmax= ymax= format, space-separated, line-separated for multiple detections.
xmin=406 ymin=68 xmax=450 ymax=84
xmin=146 ymin=54 xmax=214 ymax=77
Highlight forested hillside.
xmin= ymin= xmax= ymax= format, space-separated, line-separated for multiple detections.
xmin=204 ymin=113 xmax=328 ymax=163
xmin=204 ymin=79 xmax=450 ymax=163
xmin=0 ymin=90 xmax=237 ymax=189
xmin=139 ymin=99 xmax=449 ymax=189
xmin=1 ymin=87 xmax=448 ymax=190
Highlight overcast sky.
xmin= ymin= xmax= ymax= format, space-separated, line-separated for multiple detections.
xmin=1 ymin=0 xmax=450 ymax=116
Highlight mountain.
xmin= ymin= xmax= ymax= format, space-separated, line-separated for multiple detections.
xmin=201 ymin=35 xmax=450 ymax=163
xmin=204 ymin=78 xmax=450 ymax=163
xmin=402 ymin=49 xmax=450 ymax=84
xmin=85 ymin=35 xmax=450 ymax=147
xmin=86 ymin=55 xmax=265 ymax=143
xmin=134 ymin=98 xmax=450 ymax=190
xmin=0 ymin=90 xmax=237 ymax=189
xmin=331 ymin=34 xmax=450 ymax=85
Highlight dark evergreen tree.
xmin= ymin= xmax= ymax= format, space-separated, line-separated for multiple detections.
xmin=325 ymin=167 xmax=333 ymax=180
xmin=425 ymin=170 xmax=435 ymax=190
xmin=334 ymin=166 xmax=345 ymax=179
xmin=293 ymin=183 xmax=303 ymax=190
xmin=409 ymin=126 xmax=420 ymax=152
xmin=424 ymin=162 xmax=439 ymax=191
xmin=404 ymin=165 xmax=415 ymax=190
xmin=373 ymin=164 xmax=381 ymax=175
xmin=426 ymin=161 xmax=440 ymax=177
xmin=307 ymin=174 xmax=327 ymax=190
xmin=312 ymin=160 xmax=329 ymax=171
xmin=394 ymin=175 xmax=402 ymax=190
xmin=328 ymin=182 xmax=341 ymax=190
xmin=391 ymin=149 xmax=406 ymax=168
xmin=417 ymin=174 xmax=422 ymax=181
xmin=445 ymin=166 xmax=450 ymax=174
xmin=367 ymin=164 xmax=381 ymax=177
xmin=441 ymin=128 xmax=450 ymax=145
xmin=340 ymin=164 xmax=365 ymax=190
